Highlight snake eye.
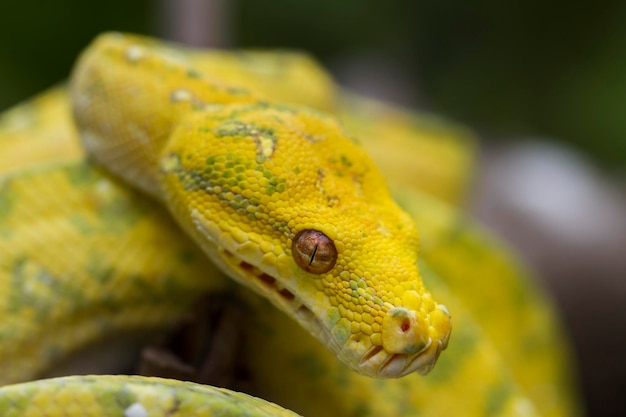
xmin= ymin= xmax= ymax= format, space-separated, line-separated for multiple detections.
xmin=292 ymin=229 xmax=337 ymax=274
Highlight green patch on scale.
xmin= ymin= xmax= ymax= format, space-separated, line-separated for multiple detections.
xmin=340 ymin=154 xmax=352 ymax=168
xmin=228 ymin=194 xmax=250 ymax=211
xmin=255 ymin=163 xmax=286 ymax=195
xmin=8 ymin=257 xmax=86 ymax=320
xmin=214 ymin=120 xmax=263 ymax=140
xmin=271 ymin=221 xmax=289 ymax=233
xmin=215 ymin=121 xmax=278 ymax=162
xmin=330 ymin=319 xmax=352 ymax=348
xmin=0 ymin=384 xmax=30 ymax=411
xmin=325 ymin=307 xmax=342 ymax=328
xmin=96 ymin=383 xmax=137 ymax=412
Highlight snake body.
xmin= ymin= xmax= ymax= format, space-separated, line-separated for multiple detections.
xmin=0 ymin=33 xmax=580 ymax=416
xmin=0 ymin=375 xmax=300 ymax=417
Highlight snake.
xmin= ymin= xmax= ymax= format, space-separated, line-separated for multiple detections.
xmin=0 ymin=33 xmax=581 ymax=416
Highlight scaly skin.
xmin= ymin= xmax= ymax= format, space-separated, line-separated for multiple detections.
xmin=0 ymin=375 xmax=300 ymax=417
xmin=0 ymin=34 xmax=581 ymax=416
xmin=0 ymin=160 xmax=543 ymax=416
xmin=0 ymin=87 xmax=82 ymax=174
xmin=70 ymin=32 xmax=451 ymax=377
xmin=0 ymin=155 xmax=534 ymax=416
xmin=0 ymin=160 xmax=227 ymax=384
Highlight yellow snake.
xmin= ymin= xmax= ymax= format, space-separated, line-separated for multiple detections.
xmin=0 ymin=33 xmax=581 ymax=416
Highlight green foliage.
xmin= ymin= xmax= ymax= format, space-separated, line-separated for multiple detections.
xmin=0 ymin=0 xmax=154 ymax=111
xmin=1 ymin=0 xmax=624 ymax=166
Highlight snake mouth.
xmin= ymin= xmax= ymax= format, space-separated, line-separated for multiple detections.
xmin=348 ymin=303 xmax=451 ymax=378
xmin=358 ymin=338 xmax=445 ymax=377
xmin=220 ymin=250 xmax=324 ymax=339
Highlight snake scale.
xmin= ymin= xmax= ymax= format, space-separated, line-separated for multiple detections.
xmin=0 ymin=33 xmax=581 ymax=416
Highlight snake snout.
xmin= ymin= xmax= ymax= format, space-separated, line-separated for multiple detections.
xmin=374 ymin=303 xmax=451 ymax=377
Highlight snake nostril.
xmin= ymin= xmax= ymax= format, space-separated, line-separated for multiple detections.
xmin=401 ymin=318 xmax=411 ymax=333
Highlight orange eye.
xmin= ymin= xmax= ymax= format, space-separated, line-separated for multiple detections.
xmin=292 ymin=229 xmax=337 ymax=274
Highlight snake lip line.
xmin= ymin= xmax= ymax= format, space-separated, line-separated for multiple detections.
xmin=358 ymin=337 xmax=439 ymax=377
xmin=190 ymin=213 xmax=321 ymax=338
xmin=360 ymin=338 xmax=433 ymax=375
xmin=233 ymin=255 xmax=319 ymax=329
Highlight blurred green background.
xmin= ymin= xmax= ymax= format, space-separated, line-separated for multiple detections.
xmin=1 ymin=0 xmax=625 ymax=169
xmin=1 ymin=1 xmax=624 ymax=416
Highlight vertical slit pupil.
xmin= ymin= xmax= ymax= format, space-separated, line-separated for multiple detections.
xmin=309 ymin=244 xmax=319 ymax=266
xmin=292 ymin=229 xmax=337 ymax=274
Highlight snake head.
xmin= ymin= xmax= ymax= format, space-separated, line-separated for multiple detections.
xmin=160 ymin=103 xmax=451 ymax=378
xmin=69 ymin=33 xmax=450 ymax=378
xmin=71 ymin=34 xmax=451 ymax=377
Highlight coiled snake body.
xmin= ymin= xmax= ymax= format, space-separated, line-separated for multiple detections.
xmin=0 ymin=33 xmax=580 ymax=416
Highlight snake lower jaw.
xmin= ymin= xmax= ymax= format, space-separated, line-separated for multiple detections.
xmin=387 ymin=339 xmax=446 ymax=377
xmin=353 ymin=337 xmax=447 ymax=378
